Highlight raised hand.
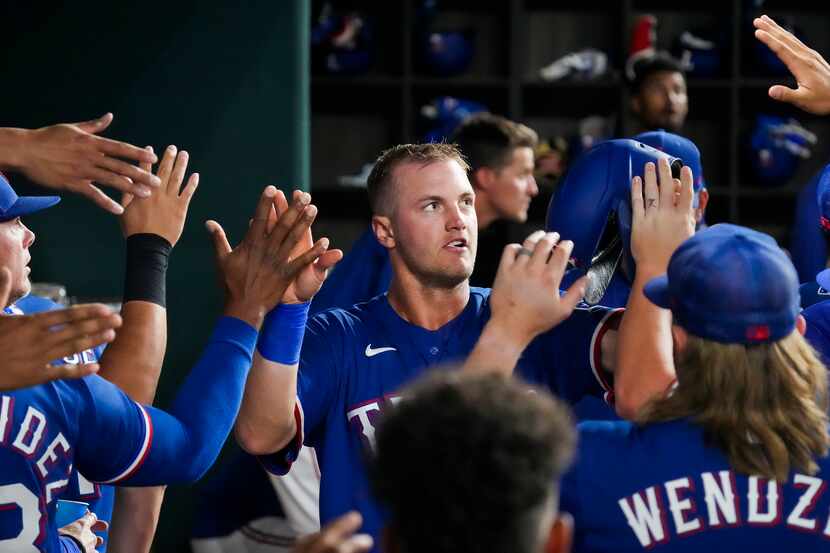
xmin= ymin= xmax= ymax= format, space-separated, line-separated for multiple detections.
xmin=12 ymin=113 xmax=161 ymax=215
xmin=272 ymin=190 xmax=343 ymax=304
xmin=488 ymin=230 xmax=587 ymax=345
xmin=754 ymin=15 xmax=830 ymax=115
xmin=630 ymin=158 xmax=696 ymax=274
xmin=120 ymin=145 xmax=199 ymax=246
xmin=0 ymin=269 xmax=122 ymax=391
xmin=206 ymin=187 xmax=331 ymax=328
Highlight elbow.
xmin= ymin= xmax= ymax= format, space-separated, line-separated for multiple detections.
xmin=234 ymin=419 xmax=294 ymax=456
xmin=613 ymin=379 xmax=645 ymax=421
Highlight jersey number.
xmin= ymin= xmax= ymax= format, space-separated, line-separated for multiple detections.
xmin=0 ymin=483 xmax=40 ymax=552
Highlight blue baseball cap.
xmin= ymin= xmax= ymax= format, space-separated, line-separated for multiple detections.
xmin=815 ymin=163 xmax=830 ymax=232
xmin=644 ymin=224 xmax=800 ymax=344
xmin=634 ymin=130 xmax=705 ymax=194
xmin=0 ymin=172 xmax=60 ymax=222
xmin=816 ymin=268 xmax=830 ymax=292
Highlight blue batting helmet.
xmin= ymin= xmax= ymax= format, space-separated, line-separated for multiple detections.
xmin=545 ymin=139 xmax=682 ymax=278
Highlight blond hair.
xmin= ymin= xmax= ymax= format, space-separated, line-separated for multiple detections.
xmin=638 ymin=331 xmax=829 ymax=482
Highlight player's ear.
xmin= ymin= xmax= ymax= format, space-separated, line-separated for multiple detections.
xmin=372 ymin=215 xmax=395 ymax=249
xmin=694 ymin=188 xmax=709 ymax=223
xmin=381 ymin=525 xmax=401 ymax=553
xmin=472 ymin=166 xmax=495 ymax=191
xmin=671 ymin=324 xmax=688 ymax=354
xmin=796 ymin=314 xmax=807 ymax=336
xmin=545 ymin=512 xmax=573 ymax=553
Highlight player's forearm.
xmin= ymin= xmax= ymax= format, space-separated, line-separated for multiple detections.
xmin=463 ymin=318 xmax=531 ymax=375
xmin=113 ymin=316 xmax=258 ymax=485
xmin=614 ymin=266 xmax=676 ymax=420
xmin=236 ymin=354 xmax=300 ymax=455
xmin=0 ymin=127 xmax=29 ymax=171
xmin=97 ymin=302 xmax=166 ymax=404
xmin=108 ymin=486 xmax=166 ymax=553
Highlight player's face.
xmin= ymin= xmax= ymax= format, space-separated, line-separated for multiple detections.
xmin=390 ymin=159 xmax=478 ymax=288
xmin=489 ymin=147 xmax=538 ymax=223
xmin=0 ymin=217 xmax=36 ymax=305
xmin=634 ymin=71 xmax=688 ymax=132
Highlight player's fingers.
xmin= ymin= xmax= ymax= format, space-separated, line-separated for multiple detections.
xmin=768 ymin=84 xmax=802 ymax=107
xmin=267 ymin=192 xmax=310 ymax=251
xmin=561 ymin=275 xmax=589 ymax=312
xmin=92 ymin=520 xmax=109 ymax=532
xmin=46 ymin=329 xmax=118 ymax=363
xmin=516 ymin=230 xmax=546 ymax=265
xmin=139 ymin=146 xmax=154 ymax=173
xmin=319 ymin=511 xmax=364 ymax=543
xmin=0 ymin=267 xmax=12 ymax=309
xmin=94 ymin=155 xmax=161 ymax=189
xmin=643 ymin=162 xmax=659 ymax=212
xmin=497 ymin=243 xmax=522 ymax=272
xmin=46 ymin=313 xmax=122 ymax=346
xmin=274 ymin=204 xmax=317 ymax=259
xmin=315 ymin=248 xmax=344 ymax=272
xmin=85 ymin=166 xmax=151 ymax=199
xmin=546 ymin=239 xmax=574 ymax=285
xmin=156 ymin=145 xmax=178 ymax=188
xmin=205 ymin=220 xmax=233 ymax=260
xmin=759 ymin=15 xmax=810 ymax=52
xmin=338 ymin=534 xmax=374 ymax=553
xmin=71 ymin=112 xmax=113 ymax=134
xmin=631 ymin=176 xmax=645 ymax=220
xmin=529 ymin=232 xmax=559 ymax=270
xmin=657 ymin=158 xmax=674 ymax=207
xmin=35 ymin=303 xmax=114 ymax=329
xmin=754 ymin=28 xmax=803 ymax=75
xmin=50 ymin=363 xmax=100 ymax=382
xmin=168 ymin=150 xmax=190 ymax=195
xmin=179 ymin=172 xmax=199 ymax=204
xmin=79 ymin=510 xmax=98 ymax=528
xmin=245 ymin=186 xmax=279 ymax=245
xmin=93 ymin=134 xmax=160 ymax=165
xmin=273 ymin=188 xmax=290 ymax=217
xmin=81 ymin=183 xmax=126 ymax=215
xmin=286 ymin=237 xmax=328 ymax=277
xmin=96 ymin=536 xmax=104 ymax=547
xmin=677 ymin=166 xmax=694 ymax=213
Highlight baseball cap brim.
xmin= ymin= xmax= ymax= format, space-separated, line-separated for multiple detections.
xmin=643 ymin=274 xmax=672 ymax=308
xmin=817 ymin=268 xmax=830 ymax=292
xmin=0 ymin=196 xmax=61 ymax=222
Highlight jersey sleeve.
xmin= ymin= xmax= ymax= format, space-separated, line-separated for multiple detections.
xmin=74 ymin=316 xmax=257 ymax=486
xmin=258 ymin=311 xmax=342 ymax=475
xmin=516 ymin=304 xmax=623 ymax=405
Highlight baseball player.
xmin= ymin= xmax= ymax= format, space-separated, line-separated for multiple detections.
xmin=0 ymin=185 xmax=329 ymax=552
xmin=310 ymin=114 xmax=539 ymax=314
xmin=0 ymin=142 xmax=198 ymax=552
xmin=562 ymin=223 xmax=830 ymax=551
xmin=235 ymin=142 xmax=679 ymax=549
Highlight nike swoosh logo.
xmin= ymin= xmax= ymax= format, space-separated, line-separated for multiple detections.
xmin=365 ymin=344 xmax=397 ymax=357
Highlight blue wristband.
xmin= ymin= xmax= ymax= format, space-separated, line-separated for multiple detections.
xmin=256 ymin=302 xmax=310 ymax=364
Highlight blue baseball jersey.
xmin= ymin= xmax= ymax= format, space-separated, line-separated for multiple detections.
xmin=791 ymin=172 xmax=828 ymax=283
xmin=8 ymin=296 xmax=113 ymax=552
xmin=561 ymin=419 xmax=830 ymax=552
xmin=260 ymin=288 xmax=619 ymax=549
xmin=310 ymin=228 xmax=392 ymax=316
xmin=0 ymin=316 xmax=257 ymax=552
xmin=800 ymin=281 xmax=830 ymax=310
xmin=803 ymin=301 xmax=830 ymax=366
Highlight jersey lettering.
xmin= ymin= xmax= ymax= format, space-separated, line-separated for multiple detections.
xmin=35 ymin=434 xmax=70 ymax=480
xmin=701 ymin=471 xmax=739 ymax=527
xmin=0 ymin=396 xmax=13 ymax=444
xmin=747 ymin=477 xmax=781 ymax=525
xmin=618 ymin=486 xmax=668 ymax=547
xmin=664 ymin=477 xmax=701 ymax=535
xmin=786 ymin=474 xmax=826 ymax=531
xmin=12 ymin=408 xmax=47 ymax=458
xmin=0 ymin=483 xmax=41 ymax=552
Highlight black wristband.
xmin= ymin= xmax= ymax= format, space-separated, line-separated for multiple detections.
xmin=123 ymin=233 xmax=172 ymax=307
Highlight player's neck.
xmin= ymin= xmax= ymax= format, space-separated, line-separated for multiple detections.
xmin=387 ymin=275 xmax=470 ymax=331
xmin=474 ymin=193 xmax=496 ymax=230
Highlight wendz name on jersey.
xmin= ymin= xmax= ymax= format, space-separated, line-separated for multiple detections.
xmin=619 ymin=470 xmax=830 ymax=547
